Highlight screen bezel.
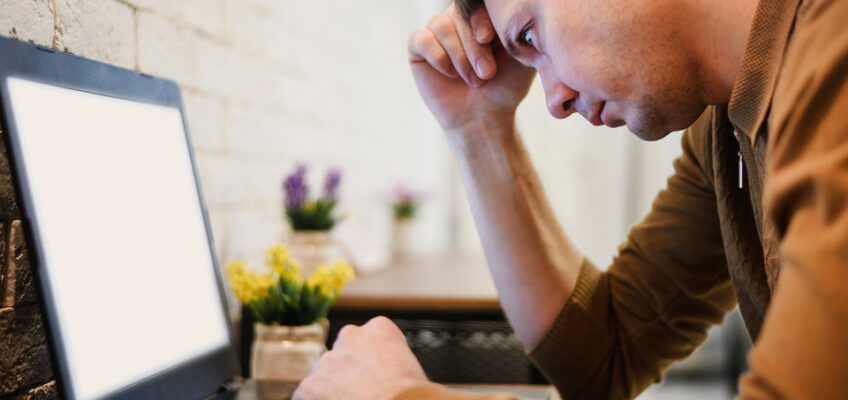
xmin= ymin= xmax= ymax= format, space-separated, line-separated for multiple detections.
xmin=0 ymin=36 xmax=241 ymax=400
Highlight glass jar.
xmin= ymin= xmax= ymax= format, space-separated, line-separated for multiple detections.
xmin=287 ymin=230 xmax=343 ymax=274
xmin=250 ymin=321 xmax=327 ymax=383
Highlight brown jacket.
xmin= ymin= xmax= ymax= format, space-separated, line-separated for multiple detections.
xmin=398 ymin=0 xmax=848 ymax=398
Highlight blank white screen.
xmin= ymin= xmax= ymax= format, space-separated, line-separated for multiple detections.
xmin=6 ymin=77 xmax=230 ymax=400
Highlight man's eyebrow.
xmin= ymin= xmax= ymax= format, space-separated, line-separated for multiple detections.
xmin=503 ymin=17 xmax=522 ymax=59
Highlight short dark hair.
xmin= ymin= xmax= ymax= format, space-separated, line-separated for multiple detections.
xmin=455 ymin=0 xmax=485 ymax=21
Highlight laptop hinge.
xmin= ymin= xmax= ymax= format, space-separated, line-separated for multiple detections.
xmin=199 ymin=376 xmax=245 ymax=399
xmin=219 ymin=376 xmax=245 ymax=393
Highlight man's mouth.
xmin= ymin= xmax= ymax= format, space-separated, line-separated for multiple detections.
xmin=601 ymin=102 xmax=626 ymax=128
xmin=586 ymin=102 xmax=604 ymax=126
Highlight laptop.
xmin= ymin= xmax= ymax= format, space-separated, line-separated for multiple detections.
xmin=0 ymin=36 xmax=250 ymax=400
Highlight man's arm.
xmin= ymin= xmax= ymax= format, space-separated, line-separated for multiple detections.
xmin=446 ymin=118 xmax=582 ymax=348
xmin=408 ymin=4 xmax=575 ymax=348
xmin=737 ymin=0 xmax=848 ymax=397
xmin=525 ymin=111 xmax=737 ymax=399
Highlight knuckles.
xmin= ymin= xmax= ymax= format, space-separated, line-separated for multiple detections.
xmin=335 ymin=324 xmax=360 ymax=344
xmin=427 ymin=13 xmax=453 ymax=35
xmin=293 ymin=376 xmax=318 ymax=399
xmin=365 ymin=316 xmax=403 ymax=336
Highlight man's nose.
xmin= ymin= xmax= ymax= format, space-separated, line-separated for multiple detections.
xmin=540 ymin=68 xmax=578 ymax=119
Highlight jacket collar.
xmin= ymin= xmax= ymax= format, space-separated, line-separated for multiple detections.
xmin=727 ymin=0 xmax=802 ymax=145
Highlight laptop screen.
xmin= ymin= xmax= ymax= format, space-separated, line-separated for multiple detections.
xmin=5 ymin=77 xmax=231 ymax=400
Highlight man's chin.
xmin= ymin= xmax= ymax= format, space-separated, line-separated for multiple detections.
xmin=624 ymin=103 xmax=706 ymax=141
xmin=625 ymin=123 xmax=674 ymax=142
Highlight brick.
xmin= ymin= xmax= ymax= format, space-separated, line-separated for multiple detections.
xmin=0 ymin=305 xmax=53 ymax=395
xmin=225 ymin=208 xmax=284 ymax=263
xmin=224 ymin=0 xmax=294 ymax=67
xmin=0 ymin=222 xmax=6 ymax=293
xmin=244 ymin=160 xmax=288 ymax=205
xmin=136 ymin=11 xmax=196 ymax=86
xmin=122 ymin=0 xmax=225 ymax=39
xmin=183 ymin=92 xmax=226 ymax=152
xmin=205 ymin=208 xmax=228 ymax=265
xmin=195 ymin=153 xmax=248 ymax=207
xmin=2 ymin=221 xmax=35 ymax=308
xmin=54 ymin=0 xmax=136 ymax=69
xmin=6 ymin=380 xmax=57 ymax=400
xmin=0 ymin=0 xmax=54 ymax=47
xmin=225 ymin=106 xmax=313 ymax=160
xmin=0 ymin=130 xmax=21 ymax=220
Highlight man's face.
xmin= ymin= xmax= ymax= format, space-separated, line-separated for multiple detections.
xmin=484 ymin=0 xmax=707 ymax=140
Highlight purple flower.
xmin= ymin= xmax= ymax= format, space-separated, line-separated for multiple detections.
xmin=394 ymin=185 xmax=417 ymax=204
xmin=323 ymin=168 xmax=342 ymax=202
xmin=283 ymin=164 xmax=308 ymax=209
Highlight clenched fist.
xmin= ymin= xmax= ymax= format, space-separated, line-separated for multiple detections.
xmin=293 ymin=317 xmax=427 ymax=400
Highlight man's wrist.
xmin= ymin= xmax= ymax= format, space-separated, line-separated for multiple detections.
xmin=445 ymin=115 xmax=518 ymax=157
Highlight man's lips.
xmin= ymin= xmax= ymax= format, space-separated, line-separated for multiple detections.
xmin=601 ymin=103 xmax=626 ymax=128
xmin=586 ymin=102 xmax=604 ymax=126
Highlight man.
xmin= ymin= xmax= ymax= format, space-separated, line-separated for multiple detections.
xmin=295 ymin=0 xmax=848 ymax=398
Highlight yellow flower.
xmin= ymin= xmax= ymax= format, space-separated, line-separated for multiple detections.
xmin=264 ymin=244 xmax=302 ymax=283
xmin=226 ymin=260 xmax=273 ymax=304
xmin=306 ymin=258 xmax=355 ymax=297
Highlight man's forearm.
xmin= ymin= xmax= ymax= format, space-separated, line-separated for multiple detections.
xmin=446 ymin=118 xmax=582 ymax=349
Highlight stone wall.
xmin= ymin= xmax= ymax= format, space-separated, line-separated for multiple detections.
xmin=0 ymin=130 xmax=55 ymax=399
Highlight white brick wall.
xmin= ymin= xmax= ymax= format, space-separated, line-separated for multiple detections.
xmin=0 ymin=0 xmax=459 ymax=301
xmin=0 ymin=0 xmax=53 ymax=47
xmin=55 ymin=0 xmax=136 ymax=68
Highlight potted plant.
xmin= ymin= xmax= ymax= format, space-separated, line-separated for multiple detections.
xmin=226 ymin=244 xmax=354 ymax=383
xmin=282 ymin=164 xmax=343 ymax=273
xmin=391 ymin=185 xmax=426 ymax=261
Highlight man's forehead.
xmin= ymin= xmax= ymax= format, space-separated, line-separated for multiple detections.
xmin=482 ymin=0 xmax=536 ymax=58
xmin=482 ymin=0 xmax=528 ymax=32
xmin=484 ymin=0 xmax=536 ymax=41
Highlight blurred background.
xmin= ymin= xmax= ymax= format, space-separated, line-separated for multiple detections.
xmin=0 ymin=0 xmax=750 ymax=398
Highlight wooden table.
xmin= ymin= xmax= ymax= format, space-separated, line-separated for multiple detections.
xmin=334 ymin=253 xmax=501 ymax=313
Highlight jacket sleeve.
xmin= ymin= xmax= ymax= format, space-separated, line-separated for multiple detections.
xmin=737 ymin=0 xmax=848 ymax=398
xmin=528 ymin=110 xmax=738 ymax=399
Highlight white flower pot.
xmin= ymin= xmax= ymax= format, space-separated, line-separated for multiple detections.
xmin=250 ymin=321 xmax=327 ymax=383
xmin=287 ymin=231 xmax=343 ymax=275
xmin=392 ymin=219 xmax=416 ymax=262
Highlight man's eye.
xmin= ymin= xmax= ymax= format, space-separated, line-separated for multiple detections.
xmin=518 ymin=27 xmax=537 ymax=48
xmin=521 ymin=28 xmax=535 ymax=47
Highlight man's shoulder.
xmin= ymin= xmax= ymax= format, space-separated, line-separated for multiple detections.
xmin=771 ymin=0 xmax=848 ymax=135
xmin=791 ymin=0 xmax=848 ymax=49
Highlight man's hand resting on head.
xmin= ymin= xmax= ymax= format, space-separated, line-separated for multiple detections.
xmin=408 ymin=4 xmax=534 ymax=135
xmin=293 ymin=316 xmax=428 ymax=400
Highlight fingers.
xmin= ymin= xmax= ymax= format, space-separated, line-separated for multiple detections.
xmin=427 ymin=13 xmax=479 ymax=86
xmin=408 ymin=5 xmax=497 ymax=85
xmin=446 ymin=6 xmax=497 ymax=82
xmin=469 ymin=6 xmax=495 ymax=44
xmin=332 ymin=324 xmax=359 ymax=348
xmin=408 ymin=28 xmax=458 ymax=79
xmin=363 ymin=316 xmax=403 ymax=336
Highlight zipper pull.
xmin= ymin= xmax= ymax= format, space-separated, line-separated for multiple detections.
xmin=738 ymin=151 xmax=744 ymax=189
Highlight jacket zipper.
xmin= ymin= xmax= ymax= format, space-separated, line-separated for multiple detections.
xmin=734 ymin=129 xmax=745 ymax=189
xmin=738 ymin=151 xmax=744 ymax=189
